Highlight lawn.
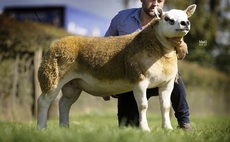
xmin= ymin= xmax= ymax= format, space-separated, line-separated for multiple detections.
xmin=0 ymin=113 xmax=229 ymax=142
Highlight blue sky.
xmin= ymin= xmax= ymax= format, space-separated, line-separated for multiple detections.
xmin=0 ymin=0 xmax=141 ymax=19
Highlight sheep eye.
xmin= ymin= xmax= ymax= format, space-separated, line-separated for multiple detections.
xmin=169 ymin=19 xmax=175 ymax=25
xmin=164 ymin=17 xmax=175 ymax=25
xmin=164 ymin=16 xmax=170 ymax=21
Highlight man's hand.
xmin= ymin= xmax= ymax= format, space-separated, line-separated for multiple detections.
xmin=168 ymin=37 xmax=188 ymax=60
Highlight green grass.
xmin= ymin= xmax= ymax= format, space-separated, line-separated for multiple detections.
xmin=0 ymin=113 xmax=229 ymax=142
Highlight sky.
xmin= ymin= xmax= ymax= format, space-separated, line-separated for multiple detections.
xmin=0 ymin=0 xmax=141 ymax=19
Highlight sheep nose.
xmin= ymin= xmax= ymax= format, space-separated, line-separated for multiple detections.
xmin=180 ymin=21 xmax=190 ymax=26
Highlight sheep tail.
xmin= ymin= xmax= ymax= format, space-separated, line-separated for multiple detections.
xmin=38 ymin=51 xmax=59 ymax=93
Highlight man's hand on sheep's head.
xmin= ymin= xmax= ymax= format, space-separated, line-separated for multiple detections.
xmin=168 ymin=37 xmax=188 ymax=60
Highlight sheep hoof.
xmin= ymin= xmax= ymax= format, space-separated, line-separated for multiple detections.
xmin=162 ymin=125 xmax=173 ymax=130
xmin=144 ymin=128 xmax=151 ymax=132
xmin=141 ymin=126 xmax=151 ymax=132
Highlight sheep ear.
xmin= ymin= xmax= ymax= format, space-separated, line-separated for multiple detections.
xmin=154 ymin=7 xmax=164 ymax=19
xmin=185 ymin=4 xmax=197 ymax=18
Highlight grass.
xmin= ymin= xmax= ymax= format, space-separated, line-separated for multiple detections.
xmin=0 ymin=113 xmax=229 ymax=142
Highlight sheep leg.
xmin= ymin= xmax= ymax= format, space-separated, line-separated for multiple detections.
xmin=37 ymin=88 xmax=60 ymax=129
xmin=158 ymin=80 xmax=174 ymax=130
xmin=59 ymin=81 xmax=82 ymax=127
xmin=133 ymin=81 xmax=150 ymax=131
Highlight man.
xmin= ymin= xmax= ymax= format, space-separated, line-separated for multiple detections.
xmin=104 ymin=0 xmax=192 ymax=131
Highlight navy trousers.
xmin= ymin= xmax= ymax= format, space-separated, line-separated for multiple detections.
xmin=117 ymin=73 xmax=190 ymax=127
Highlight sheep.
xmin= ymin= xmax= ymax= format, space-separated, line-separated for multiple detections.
xmin=37 ymin=4 xmax=196 ymax=131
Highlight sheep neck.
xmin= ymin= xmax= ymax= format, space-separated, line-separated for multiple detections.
xmin=153 ymin=23 xmax=174 ymax=52
xmin=130 ymin=20 xmax=174 ymax=58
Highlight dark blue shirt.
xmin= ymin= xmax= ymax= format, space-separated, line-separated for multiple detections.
xmin=104 ymin=8 xmax=143 ymax=36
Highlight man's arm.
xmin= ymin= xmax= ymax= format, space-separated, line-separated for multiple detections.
xmin=168 ymin=37 xmax=188 ymax=60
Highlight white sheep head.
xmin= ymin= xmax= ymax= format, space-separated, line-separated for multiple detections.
xmin=155 ymin=4 xmax=197 ymax=38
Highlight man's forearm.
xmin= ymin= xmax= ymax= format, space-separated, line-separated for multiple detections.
xmin=175 ymin=40 xmax=188 ymax=60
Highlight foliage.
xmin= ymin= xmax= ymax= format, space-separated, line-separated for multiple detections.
xmin=0 ymin=15 xmax=70 ymax=60
xmin=215 ymin=54 xmax=230 ymax=73
xmin=179 ymin=61 xmax=229 ymax=88
xmin=0 ymin=113 xmax=229 ymax=142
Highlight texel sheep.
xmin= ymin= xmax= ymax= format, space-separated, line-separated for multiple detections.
xmin=37 ymin=4 xmax=196 ymax=131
